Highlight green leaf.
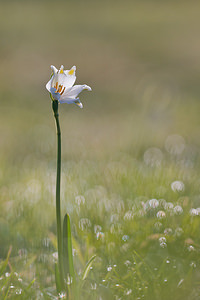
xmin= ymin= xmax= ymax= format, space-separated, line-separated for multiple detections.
xmin=71 ymin=236 xmax=85 ymax=267
xmin=0 ymin=246 xmax=12 ymax=276
xmin=81 ymin=255 xmax=96 ymax=281
xmin=55 ymin=262 xmax=62 ymax=294
xmin=3 ymin=285 xmax=10 ymax=300
xmin=63 ymin=213 xmax=76 ymax=282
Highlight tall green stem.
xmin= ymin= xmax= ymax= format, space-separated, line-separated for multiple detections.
xmin=52 ymin=100 xmax=64 ymax=289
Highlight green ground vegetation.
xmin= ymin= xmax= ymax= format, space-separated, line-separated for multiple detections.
xmin=0 ymin=1 xmax=200 ymax=299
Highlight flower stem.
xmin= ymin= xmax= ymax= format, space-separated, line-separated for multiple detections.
xmin=52 ymin=100 xmax=64 ymax=289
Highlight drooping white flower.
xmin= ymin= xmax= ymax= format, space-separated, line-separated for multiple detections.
xmin=46 ymin=65 xmax=91 ymax=108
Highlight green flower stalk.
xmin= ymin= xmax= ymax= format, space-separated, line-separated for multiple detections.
xmin=46 ymin=64 xmax=93 ymax=298
xmin=52 ymin=99 xmax=64 ymax=289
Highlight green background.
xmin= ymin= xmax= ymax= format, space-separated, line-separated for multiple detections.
xmin=0 ymin=1 xmax=200 ymax=299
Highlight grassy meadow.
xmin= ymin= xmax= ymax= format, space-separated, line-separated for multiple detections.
xmin=0 ymin=0 xmax=200 ymax=299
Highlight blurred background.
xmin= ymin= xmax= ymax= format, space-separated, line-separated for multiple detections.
xmin=1 ymin=0 xmax=200 ymax=299
xmin=1 ymin=0 xmax=200 ymax=159
xmin=1 ymin=0 xmax=200 ymax=163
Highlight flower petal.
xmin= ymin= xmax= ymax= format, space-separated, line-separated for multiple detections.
xmin=51 ymin=73 xmax=67 ymax=88
xmin=63 ymin=66 xmax=76 ymax=88
xmin=59 ymin=97 xmax=83 ymax=108
xmin=60 ymin=84 xmax=92 ymax=101
xmin=46 ymin=65 xmax=58 ymax=92
xmin=51 ymin=65 xmax=58 ymax=75
xmin=59 ymin=65 xmax=64 ymax=74
xmin=64 ymin=65 xmax=76 ymax=76
xmin=58 ymin=97 xmax=76 ymax=104
xmin=46 ymin=79 xmax=52 ymax=92
xmin=74 ymin=100 xmax=83 ymax=108
xmin=50 ymin=67 xmax=76 ymax=90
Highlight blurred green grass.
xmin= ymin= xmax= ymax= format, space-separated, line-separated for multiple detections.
xmin=1 ymin=0 xmax=200 ymax=160
xmin=0 ymin=0 xmax=200 ymax=299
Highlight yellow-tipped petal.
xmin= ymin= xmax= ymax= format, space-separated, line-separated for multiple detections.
xmin=68 ymin=68 xmax=74 ymax=75
xmin=74 ymin=100 xmax=83 ymax=108
xmin=59 ymin=65 xmax=64 ymax=74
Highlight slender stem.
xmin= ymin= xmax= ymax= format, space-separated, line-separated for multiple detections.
xmin=52 ymin=100 xmax=64 ymax=289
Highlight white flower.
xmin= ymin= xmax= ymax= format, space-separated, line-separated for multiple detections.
xmin=46 ymin=65 xmax=92 ymax=108
xmin=171 ymin=181 xmax=185 ymax=192
xmin=156 ymin=210 xmax=166 ymax=219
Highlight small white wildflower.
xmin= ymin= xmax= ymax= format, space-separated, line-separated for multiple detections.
xmin=154 ymin=222 xmax=163 ymax=229
xmin=174 ymin=227 xmax=184 ymax=237
xmin=52 ymin=252 xmax=58 ymax=260
xmin=79 ymin=218 xmax=92 ymax=231
xmin=16 ymin=289 xmax=23 ymax=295
xmin=164 ymin=228 xmax=173 ymax=235
xmin=157 ymin=211 xmax=166 ymax=219
xmin=124 ymin=289 xmax=132 ymax=295
xmin=96 ymin=232 xmax=105 ymax=241
xmin=124 ymin=260 xmax=131 ymax=267
xmin=189 ymin=208 xmax=198 ymax=216
xmin=196 ymin=207 xmax=200 ymax=215
xmin=174 ymin=205 xmax=183 ymax=215
xmin=171 ymin=181 xmax=185 ymax=192
xmin=160 ymin=242 xmax=167 ymax=248
xmin=159 ymin=237 xmax=167 ymax=243
xmin=190 ymin=262 xmax=196 ymax=268
xmin=75 ymin=195 xmax=85 ymax=205
xmin=124 ymin=211 xmax=134 ymax=220
xmin=188 ymin=245 xmax=195 ymax=252
xmin=122 ymin=235 xmax=129 ymax=242
xmin=107 ymin=266 xmax=112 ymax=272
xmin=94 ymin=225 xmax=102 ymax=233
xmin=144 ymin=147 xmax=163 ymax=167
xmin=159 ymin=236 xmax=167 ymax=248
xmin=149 ymin=199 xmax=159 ymax=208
xmin=58 ymin=292 xmax=67 ymax=298
xmin=164 ymin=202 xmax=174 ymax=210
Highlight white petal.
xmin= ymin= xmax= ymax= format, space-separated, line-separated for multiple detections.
xmin=61 ymin=84 xmax=92 ymax=100
xmin=64 ymin=65 xmax=76 ymax=76
xmin=51 ymin=65 xmax=58 ymax=75
xmin=59 ymin=97 xmax=75 ymax=104
xmin=63 ymin=66 xmax=76 ymax=88
xmin=46 ymin=79 xmax=52 ymax=92
xmin=74 ymin=100 xmax=83 ymax=108
xmin=59 ymin=65 xmax=64 ymax=74
xmin=46 ymin=65 xmax=57 ymax=92
xmin=51 ymin=72 xmax=76 ymax=90
xmin=51 ymin=73 xmax=67 ymax=88
xmin=59 ymin=97 xmax=83 ymax=108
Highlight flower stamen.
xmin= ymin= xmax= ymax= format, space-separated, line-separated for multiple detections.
xmin=57 ymin=85 xmax=63 ymax=93
xmin=60 ymin=87 xmax=66 ymax=95
xmin=53 ymin=82 xmax=66 ymax=95
xmin=54 ymin=82 xmax=58 ymax=90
